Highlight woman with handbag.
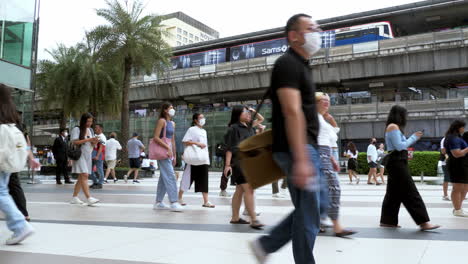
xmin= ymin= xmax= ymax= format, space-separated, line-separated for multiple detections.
xmin=225 ymin=105 xmax=264 ymax=229
xmin=380 ymin=105 xmax=440 ymax=230
xmin=152 ymin=103 xmax=183 ymax=212
xmin=316 ymin=92 xmax=356 ymax=237
xmin=346 ymin=142 xmax=359 ymax=184
xmin=178 ymin=113 xmax=215 ymax=208
xmin=70 ymin=113 xmax=100 ymax=206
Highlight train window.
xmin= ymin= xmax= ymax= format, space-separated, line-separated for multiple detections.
xmin=195 ymin=36 xmax=199 ymax=41
xmin=336 ymin=30 xmax=362 ymax=40
xmin=362 ymin=28 xmax=379 ymax=35
xmin=383 ymin=25 xmax=390 ymax=35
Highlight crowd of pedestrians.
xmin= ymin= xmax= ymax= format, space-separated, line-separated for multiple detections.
xmin=3 ymin=14 xmax=468 ymax=264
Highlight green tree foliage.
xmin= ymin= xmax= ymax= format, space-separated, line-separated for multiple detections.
xmin=88 ymin=0 xmax=172 ymax=150
xmin=356 ymin=152 xmax=439 ymax=176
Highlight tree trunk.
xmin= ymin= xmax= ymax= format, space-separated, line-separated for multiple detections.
xmin=120 ymin=57 xmax=132 ymax=166
xmin=60 ymin=110 xmax=67 ymax=130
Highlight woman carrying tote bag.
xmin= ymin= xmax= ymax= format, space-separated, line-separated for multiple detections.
xmin=178 ymin=113 xmax=215 ymax=208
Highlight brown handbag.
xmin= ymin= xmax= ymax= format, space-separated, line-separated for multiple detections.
xmin=238 ymin=89 xmax=285 ymax=189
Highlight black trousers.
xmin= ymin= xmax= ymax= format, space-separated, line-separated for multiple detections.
xmin=380 ymin=151 xmax=430 ymax=225
xmin=56 ymin=159 xmax=70 ymax=182
xmin=8 ymin=173 xmax=29 ymax=217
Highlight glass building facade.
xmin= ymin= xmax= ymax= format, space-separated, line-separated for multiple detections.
xmin=0 ymin=0 xmax=36 ymax=67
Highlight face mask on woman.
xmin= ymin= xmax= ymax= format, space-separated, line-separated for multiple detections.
xmin=168 ymin=109 xmax=176 ymax=117
xmin=199 ymin=118 xmax=206 ymax=126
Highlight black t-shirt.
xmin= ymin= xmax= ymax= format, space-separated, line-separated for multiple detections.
xmin=270 ymin=48 xmax=319 ymax=152
xmin=224 ymin=122 xmax=255 ymax=162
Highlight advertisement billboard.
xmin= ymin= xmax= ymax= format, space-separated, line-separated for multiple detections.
xmin=171 ymin=48 xmax=227 ymax=70
xmin=230 ymin=38 xmax=288 ymax=61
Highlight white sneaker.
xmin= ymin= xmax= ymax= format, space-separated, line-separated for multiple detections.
xmin=272 ymin=193 xmax=285 ymax=198
xmin=249 ymin=239 xmax=268 ymax=264
xmin=170 ymin=202 xmax=184 ymax=212
xmin=219 ymin=190 xmax=231 ymax=197
xmin=153 ymin=202 xmax=170 ymax=210
xmin=87 ymin=197 xmax=100 ymax=206
xmin=443 ymin=196 xmax=451 ymax=201
xmin=453 ymin=209 xmax=468 ymax=217
xmin=70 ymin=197 xmax=84 ymax=205
xmin=6 ymin=222 xmax=35 ymax=245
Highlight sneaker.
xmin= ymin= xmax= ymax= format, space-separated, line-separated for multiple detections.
xmin=443 ymin=196 xmax=451 ymax=201
xmin=170 ymin=202 xmax=184 ymax=212
xmin=87 ymin=197 xmax=100 ymax=206
xmin=94 ymin=184 xmax=103 ymax=189
xmin=272 ymin=193 xmax=285 ymax=198
xmin=453 ymin=209 xmax=468 ymax=217
xmin=133 ymin=180 xmax=140 ymax=184
xmin=70 ymin=197 xmax=85 ymax=205
xmin=6 ymin=222 xmax=35 ymax=245
xmin=249 ymin=239 xmax=268 ymax=264
xmin=153 ymin=202 xmax=170 ymax=210
xmin=124 ymin=175 xmax=128 ymax=183
xmin=219 ymin=190 xmax=231 ymax=197
xmin=103 ymin=179 xmax=108 ymax=184
xmin=114 ymin=179 xmax=118 ymax=183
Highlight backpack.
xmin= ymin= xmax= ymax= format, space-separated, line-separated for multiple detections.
xmin=0 ymin=124 xmax=28 ymax=173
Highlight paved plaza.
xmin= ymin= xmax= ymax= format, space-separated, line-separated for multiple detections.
xmin=1 ymin=172 xmax=467 ymax=264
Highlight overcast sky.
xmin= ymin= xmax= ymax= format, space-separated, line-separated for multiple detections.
xmin=38 ymin=0 xmax=421 ymax=60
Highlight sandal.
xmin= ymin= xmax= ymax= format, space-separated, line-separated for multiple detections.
xmin=250 ymin=220 xmax=265 ymax=230
xmin=335 ymin=229 xmax=357 ymax=237
xmin=202 ymin=202 xmax=215 ymax=208
xmin=230 ymin=218 xmax=250 ymax=224
xmin=420 ymin=224 xmax=441 ymax=231
xmin=380 ymin=223 xmax=401 ymax=228
xmin=179 ymin=200 xmax=187 ymax=206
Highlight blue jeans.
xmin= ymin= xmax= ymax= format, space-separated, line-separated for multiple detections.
xmin=90 ymin=150 xmax=104 ymax=185
xmin=156 ymin=159 xmax=178 ymax=203
xmin=259 ymin=145 xmax=328 ymax=264
xmin=0 ymin=171 xmax=27 ymax=234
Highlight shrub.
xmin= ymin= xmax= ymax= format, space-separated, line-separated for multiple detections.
xmin=355 ymin=151 xmax=439 ymax=176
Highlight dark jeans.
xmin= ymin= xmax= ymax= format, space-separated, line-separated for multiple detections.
xmin=55 ymin=159 xmax=70 ymax=183
xmin=8 ymin=173 xmax=28 ymax=217
xmin=272 ymin=179 xmax=288 ymax=194
xmin=259 ymin=145 xmax=328 ymax=264
xmin=380 ymin=151 xmax=430 ymax=226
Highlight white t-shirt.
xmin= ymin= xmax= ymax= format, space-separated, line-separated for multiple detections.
xmin=367 ymin=144 xmax=378 ymax=163
xmin=182 ymin=126 xmax=210 ymax=165
xmin=347 ymin=150 xmax=358 ymax=159
xmin=105 ymin=138 xmax=122 ymax=161
xmin=440 ymin=137 xmax=446 ymax=166
xmin=317 ymin=114 xmax=340 ymax=147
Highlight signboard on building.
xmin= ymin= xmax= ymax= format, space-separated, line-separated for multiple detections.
xmin=171 ymin=48 xmax=227 ymax=70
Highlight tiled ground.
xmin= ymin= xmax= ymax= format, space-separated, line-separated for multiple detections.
xmin=1 ymin=172 xmax=467 ymax=264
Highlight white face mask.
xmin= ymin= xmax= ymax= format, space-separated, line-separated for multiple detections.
xmin=302 ymin=32 xmax=322 ymax=57
xmin=63 ymin=132 xmax=68 ymax=137
xmin=168 ymin=109 xmax=176 ymax=117
xmin=199 ymin=118 xmax=206 ymax=126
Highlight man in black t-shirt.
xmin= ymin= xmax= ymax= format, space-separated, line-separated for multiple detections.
xmin=250 ymin=14 xmax=327 ymax=264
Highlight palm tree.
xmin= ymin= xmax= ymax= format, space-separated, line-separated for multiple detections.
xmin=89 ymin=0 xmax=172 ymax=152
xmin=37 ymin=42 xmax=121 ymax=128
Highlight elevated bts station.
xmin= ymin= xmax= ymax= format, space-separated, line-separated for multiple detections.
xmin=35 ymin=0 xmax=468 ymax=152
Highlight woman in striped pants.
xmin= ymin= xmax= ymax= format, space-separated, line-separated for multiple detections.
xmin=316 ymin=92 xmax=357 ymax=237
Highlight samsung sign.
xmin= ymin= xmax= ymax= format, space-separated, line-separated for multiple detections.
xmin=231 ymin=38 xmax=289 ymax=61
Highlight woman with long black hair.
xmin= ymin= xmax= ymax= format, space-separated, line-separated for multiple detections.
xmin=444 ymin=120 xmax=468 ymax=217
xmin=0 ymin=84 xmax=38 ymax=244
xmin=153 ymin=103 xmax=183 ymax=212
xmin=224 ymin=105 xmax=264 ymax=229
xmin=346 ymin=142 xmax=359 ymax=184
xmin=178 ymin=113 xmax=215 ymax=208
xmin=70 ymin=113 xmax=100 ymax=206
xmin=380 ymin=105 xmax=440 ymax=230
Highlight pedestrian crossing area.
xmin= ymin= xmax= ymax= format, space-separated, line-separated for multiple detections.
xmin=0 ymin=172 xmax=467 ymax=264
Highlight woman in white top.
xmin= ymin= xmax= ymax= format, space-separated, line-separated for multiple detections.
xmin=178 ymin=113 xmax=215 ymax=208
xmin=346 ymin=142 xmax=360 ymax=184
xmin=70 ymin=113 xmax=100 ymax=206
xmin=376 ymin=143 xmax=387 ymax=184
xmin=316 ymin=92 xmax=356 ymax=237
